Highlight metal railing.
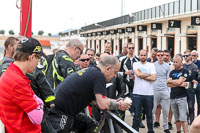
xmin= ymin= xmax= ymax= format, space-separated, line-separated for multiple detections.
xmin=105 ymin=111 xmax=138 ymax=133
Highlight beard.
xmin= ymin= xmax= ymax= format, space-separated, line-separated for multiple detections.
xmin=140 ymin=58 xmax=146 ymax=62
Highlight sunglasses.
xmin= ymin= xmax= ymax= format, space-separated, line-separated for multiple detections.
xmin=192 ymin=55 xmax=197 ymax=57
xmin=128 ymin=47 xmax=134 ymax=50
xmin=80 ymin=58 xmax=90 ymax=62
xmin=77 ymin=46 xmax=83 ymax=54
xmin=183 ymin=54 xmax=190 ymax=58
xmin=157 ymin=54 xmax=163 ymax=57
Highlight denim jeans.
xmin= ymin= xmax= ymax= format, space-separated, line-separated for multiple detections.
xmin=186 ymin=89 xmax=195 ymax=124
xmin=132 ymin=94 xmax=154 ymax=133
xmin=195 ymin=84 xmax=200 ymax=115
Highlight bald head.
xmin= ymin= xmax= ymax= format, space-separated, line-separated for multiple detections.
xmin=173 ymin=54 xmax=183 ymax=70
xmin=99 ymin=55 xmax=119 ymax=68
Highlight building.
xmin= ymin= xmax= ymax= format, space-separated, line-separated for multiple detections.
xmin=80 ymin=0 xmax=200 ymax=57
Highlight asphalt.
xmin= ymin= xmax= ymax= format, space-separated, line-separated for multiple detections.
xmin=124 ymin=111 xmax=177 ymax=133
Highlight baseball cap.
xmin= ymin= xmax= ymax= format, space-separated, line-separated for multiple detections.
xmin=16 ymin=37 xmax=43 ymax=55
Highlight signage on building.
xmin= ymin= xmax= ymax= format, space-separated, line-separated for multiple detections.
xmin=109 ymin=29 xmax=117 ymax=34
xmin=151 ymin=23 xmax=162 ymax=30
xmin=82 ymin=34 xmax=87 ymax=37
xmin=97 ymin=31 xmax=102 ymax=36
xmin=137 ymin=25 xmax=147 ymax=31
xmin=92 ymin=32 xmax=96 ymax=36
xmin=102 ymin=31 xmax=108 ymax=35
xmin=191 ymin=16 xmax=200 ymax=25
xmin=126 ymin=27 xmax=135 ymax=32
xmin=168 ymin=20 xmax=181 ymax=28
xmin=117 ymin=28 xmax=125 ymax=34
xmin=87 ymin=33 xmax=92 ymax=37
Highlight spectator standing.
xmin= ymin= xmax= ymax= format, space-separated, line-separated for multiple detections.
xmin=132 ymin=49 xmax=156 ymax=133
xmin=167 ymin=54 xmax=189 ymax=133
xmin=0 ymin=38 xmax=44 ymax=133
xmin=117 ymin=43 xmax=128 ymax=59
xmin=147 ymin=47 xmax=158 ymax=63
xmin=183 ymin=50 xmax=198 ymax=125
xmin=191 ymin=50 xmax=200 ymax=69
xmin=152 ymin=50 xmax=171 ymax=133
xmin=104 ymin=42 xmax=112 ymax=55
xmin=46 ymin=39 xmax=84 ymax=89
xmin=85 ymin=48 xmax=96 ymax=66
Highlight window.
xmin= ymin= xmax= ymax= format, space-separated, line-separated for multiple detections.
xmin=174 ymin=1 xmax=180 ymax=14
xmin=145 ymin=10 xmax=148 ymax=20
xmin=156 ymin=6 xmax=160 ymax=18
xmin=152 ymin=7 xmax=156 ymax=18
xmin=160 ymin=5 xmax=165 ymax=17
xmin=148 ymin=9 xmax=151 ymax=19
xmin=186 ymin=0 xmax=191 ymax=12
xmin=192 ymin=0 xmax=197 ymax=10
xmin=169 ymin=2 xmax=174 ymax=15
xmin=180 ymin=0 xmax=185 ymax=13
xmin=165 ymin=3 xmax=169 ymax=16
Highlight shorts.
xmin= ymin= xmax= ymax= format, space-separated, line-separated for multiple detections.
xmin=170 ymin=97 xmax=187 ymax=122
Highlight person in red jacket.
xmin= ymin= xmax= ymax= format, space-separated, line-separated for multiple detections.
xmin=0 ymin=37 xmax=44 ymax=133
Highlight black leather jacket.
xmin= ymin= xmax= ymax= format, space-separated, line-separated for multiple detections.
xmin=106 ymin=72 xmax=126 ymax=99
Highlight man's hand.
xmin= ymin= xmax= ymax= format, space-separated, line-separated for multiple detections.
xmin=118 ymin=99 xmax=132 ymax=111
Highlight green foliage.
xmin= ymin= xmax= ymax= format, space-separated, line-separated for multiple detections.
xmin=48 ymin=33 xmax=52 ymax=36
xmin=0 ymin=30 xmax=5 ymax=34
xmin=8 ymin=29 xmax=15 ymax=35
xmin=38 ymin=30 xmax=44 ymax=35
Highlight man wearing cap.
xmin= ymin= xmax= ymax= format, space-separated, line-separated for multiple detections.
xmin=46 ymin=39 xmax=84 ymax=89
xmin=0 ymin=38 xmax=44 ymax=132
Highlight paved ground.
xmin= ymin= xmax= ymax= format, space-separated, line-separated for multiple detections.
xmin=123 ymin=111 xmax=177 ymax=133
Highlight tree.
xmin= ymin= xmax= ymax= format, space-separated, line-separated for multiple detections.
xmin=48 ymin=33 xmax=52 ymax=36
xmin=58 ymin=32 xmax=62 ymax=36
xmin=9 ymin=29 xmax=15 ymax=35
xmin=38 ymin=30 xmax=44 ymax=36
xmin=32 ymin=32 xmax=34 ymax=35
xmin=0 ymin=30 xmax=5 ymax=35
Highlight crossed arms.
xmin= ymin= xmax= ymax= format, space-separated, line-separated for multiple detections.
xmin=166 ymin=76 xmax=187 ymax=88
xmin=133 ymin=69 xmax=156 ymax=81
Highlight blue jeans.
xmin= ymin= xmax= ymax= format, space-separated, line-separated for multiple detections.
xmin=186 ymin=89 xmax=195 ymax=124
xmin=132 ymin=94 xmax=154 ymax=133
xmin=195 ymin=84 xmax=200 ymax=115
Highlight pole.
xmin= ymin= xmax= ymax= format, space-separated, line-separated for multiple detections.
xmin=20 ymin=0 xmax=32 ymax=37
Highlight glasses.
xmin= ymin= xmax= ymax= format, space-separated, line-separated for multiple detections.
xmin=157 ymin=54 xmax=164 ymax=57
xmin=77 ymin=46 xmax=83 ymax=54
xmin=183 ymin=54 xmax=190 ymax=58
xmin=192 ymin=55 xmax=197 ymax=57
xmin=128 ymin=47 xmax=134 ymax=50
xmin=80 ymin=58 xmax=90 ymax=62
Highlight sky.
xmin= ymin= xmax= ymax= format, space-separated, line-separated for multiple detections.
xmin=0 ymin=0 xmax=175 ymax=35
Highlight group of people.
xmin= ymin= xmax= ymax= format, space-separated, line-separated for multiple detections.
xmin=0 ymin=36 xmax=200 ymax=133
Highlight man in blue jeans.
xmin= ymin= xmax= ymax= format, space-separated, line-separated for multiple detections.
xmin=183 ymin=49 xmax=198 ymax=125
xmin=132 ymin=49 xmax=156 ymax=133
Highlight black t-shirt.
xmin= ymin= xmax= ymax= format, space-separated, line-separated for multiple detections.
xmin=55 ymin=66 xmax=107 ymax=116
xmin=169 ymin=68 xmax=189 ymax=99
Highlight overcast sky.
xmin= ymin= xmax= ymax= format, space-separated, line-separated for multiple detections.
xmin=0 ymin=0 xmax=175 ymax=35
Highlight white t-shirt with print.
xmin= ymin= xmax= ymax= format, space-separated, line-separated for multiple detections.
xmin=133 ymin=62 xmax=156 ymax=95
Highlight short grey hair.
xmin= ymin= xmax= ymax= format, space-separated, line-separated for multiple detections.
xmin=174 ymin=53 xmax=183 ymax=61
xmin=66 ymin=39 xmax=83 ymax=48
xmin=191 ymin=50 xmax=199 ymax=57
xmin=99 ymin=55 xmax=118 ymax=68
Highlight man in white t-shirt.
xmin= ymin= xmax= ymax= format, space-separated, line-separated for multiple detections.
xmin=132 ymin=49 xmax=156 ymax=133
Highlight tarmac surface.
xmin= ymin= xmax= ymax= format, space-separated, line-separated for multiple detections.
xmin=123 ymin=111 xmax=177 ymax=133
